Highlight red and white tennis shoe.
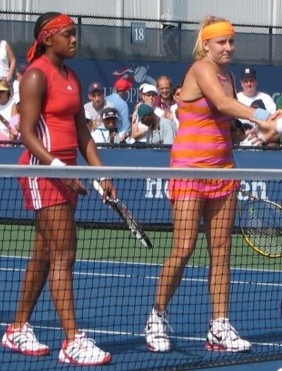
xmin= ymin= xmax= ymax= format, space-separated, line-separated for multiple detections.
xmin=2 ymin=322 xmax=50 ymax=356
xmin=145 ymin=308 xmax=171 ymax=352
xmin=206 ymin=317 xmax=252 ymax=352
xmin=58 ymin=332 xmax=112 ymax=366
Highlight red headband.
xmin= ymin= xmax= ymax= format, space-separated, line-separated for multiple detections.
xmin=26 ymin=14 xmax=75 ymax=62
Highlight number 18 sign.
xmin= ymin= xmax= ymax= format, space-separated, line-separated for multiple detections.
xmin=131 ymin=22 xmax=146 ymax=44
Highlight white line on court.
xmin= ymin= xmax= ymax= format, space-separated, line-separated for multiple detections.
xmin=0 ymin=266 xmax=282 ymax=287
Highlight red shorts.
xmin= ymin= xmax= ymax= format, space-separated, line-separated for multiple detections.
xmin=19 ymin=150 xmax=79 ymax=210
xmin=169 ymin=178 xmax=240 ymax=200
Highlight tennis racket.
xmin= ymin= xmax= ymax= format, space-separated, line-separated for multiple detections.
xmin=238 ymin=190 xmax=282 ymax=258
xmin=93 ymin=180 xmax=153 ymax=249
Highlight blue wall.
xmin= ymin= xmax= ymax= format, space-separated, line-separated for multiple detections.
xmin=1 ymin=146 xmax=281 ymax=168
xmin=69 ymin=59 xmax=282 ymax=112
xmin=18 ymin=57 xmax=282 ymax=113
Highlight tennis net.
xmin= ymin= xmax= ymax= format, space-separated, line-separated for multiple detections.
xmin=0 ymin=165 xmax=281 ymax=371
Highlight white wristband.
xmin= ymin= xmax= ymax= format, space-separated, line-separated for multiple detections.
xmin=276 ymin=118 xmax=282 ymax=134
xmin=50 ymin=158 xmax=66 ymax=166
xmin=99 ymin=177 xmax=110 ymax=182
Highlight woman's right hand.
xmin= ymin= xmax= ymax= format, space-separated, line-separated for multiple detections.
xmin=250 ymin=115 xmax=280 ymax=144
xmin=99 ymin=179 xmax=117 ymax=202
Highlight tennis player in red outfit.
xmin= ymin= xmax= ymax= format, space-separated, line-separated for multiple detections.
xmin=1 ymin=12 xmax=114 ymax=366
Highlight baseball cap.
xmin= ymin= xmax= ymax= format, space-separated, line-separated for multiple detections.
xmin=139 ymin=83 xmax=149 ymax=93
xmin=0 ymin=80 xmax=10 ymax=91
xmin=142 ymin=84 xmax=158 ymax=95
xmin=101 ymin=107 xmax=119 ymax=120
xmin=137 ymin=103 xmax=154 ymax=121
xmin=241 ymin=67 xmax=256 ymax=80
xmin=88 ymin=82 xmax=103 ymax=94
xmin=114 ymin=78 xmax=132 ymax=93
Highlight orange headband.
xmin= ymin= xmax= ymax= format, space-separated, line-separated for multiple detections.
xmin=201 ymin=21 xmax=235 ymax=41
xmin=26 ymin=14 xmax=75 ymax=62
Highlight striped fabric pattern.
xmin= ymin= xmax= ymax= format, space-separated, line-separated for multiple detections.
xmin=171 ymin=98 xmax=234 ymax=169
xmin=169 ymin=97 xmax=239 ymax=200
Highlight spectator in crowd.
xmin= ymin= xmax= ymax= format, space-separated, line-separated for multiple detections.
xmin=12 ymin=63 xmax=28 ymax=102
xmin=144 ymin=15 xmax=258 ymax=355
xmin=0 ymin=39 xmax=16 ymax=83
xmin=0 ymin=79 xmax=17 ymax=142
xmin=135 ymin=83 xmax=149 ymax=103
xmin=230 ymin=118 xmax=262 ymax=146
xmin=131 ymin=84 xmax=158 ymax=142
xmin=235 ymin=67 xmax=278 ymax=147
xmin=8 ymin=93 xmax=21 ymax=141
xmin=84 ymin=82 xmax=114 ymax=133
xmin=106 ymin=78 xmax=132 ymax=136
xmin=172 ymin=85 xmax=181 ymax=103
xmin=168 ymin=85 xmax=182 ymax=129
xmin=155 ymin=75 xmax=175 ymax=111
xmin=237 ymin=67 xmax=276 ymax=130
xmin=91 ymin=107 xmax=130 ymax=144
xmin=137 ymin=103 xmax=176 ymax=144
xmin=140 ymin=84 xmax=158 ymax=107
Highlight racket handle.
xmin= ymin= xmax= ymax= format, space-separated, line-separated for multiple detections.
xmin=93 ymin=179 xmax=114 ymax=205
xmin=93 ymin=179 xmax=104 ymax=196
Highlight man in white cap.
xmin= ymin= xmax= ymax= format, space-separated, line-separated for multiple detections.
xmin=237 ymin=67 xmax=276 ymax=129
xmin=237 ymin=67 xmax=279 ymax=146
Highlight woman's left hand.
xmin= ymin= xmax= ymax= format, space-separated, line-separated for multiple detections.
xmin=65 ymin=178 xmax=89 ymax=195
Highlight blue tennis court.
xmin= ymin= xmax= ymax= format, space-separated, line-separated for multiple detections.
xmin=1 ymin=256 xmax=281 ymax=370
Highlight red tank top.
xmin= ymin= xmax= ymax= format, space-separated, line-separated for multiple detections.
xmin=26 ymin=55 xmax=81 ymax=153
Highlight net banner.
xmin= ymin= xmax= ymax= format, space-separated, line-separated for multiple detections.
xmin=0 ymin=176 xmax=280 ymax=228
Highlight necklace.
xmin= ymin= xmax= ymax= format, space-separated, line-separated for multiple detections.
xmin=218 ymin=72 xmax=228 ymax=81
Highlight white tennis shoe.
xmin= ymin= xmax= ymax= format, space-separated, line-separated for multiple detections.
xmin=206 ymin=318 xmax=251 ymax=352
xmin=145 ymin=308 xmax=171 ymax=352
xmin=2 ymin=322 xmax=50 ymax=356
xmin=58 ymin=332 xmax=112 ymax=366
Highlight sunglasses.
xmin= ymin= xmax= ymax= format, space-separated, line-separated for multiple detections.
xmin=144 ymin=93 xmax=157 ymax=97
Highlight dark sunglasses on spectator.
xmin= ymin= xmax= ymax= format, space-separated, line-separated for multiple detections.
xmin=144 ymin=93 xmax=157 ymax=97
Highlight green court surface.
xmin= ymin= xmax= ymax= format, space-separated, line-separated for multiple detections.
xmin=1 ymin=224 xmax=281 ymax=271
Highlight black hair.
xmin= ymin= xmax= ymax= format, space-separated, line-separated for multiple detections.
xmin=231 ymin=119 xmax=245 ymax=134
xmin=33 ymin=12 xmax=62 ymax=59
xmin=172 ymin=85 xmax=182 ymax=96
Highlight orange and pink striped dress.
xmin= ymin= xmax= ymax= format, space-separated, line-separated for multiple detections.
xmin=169 ymin=97 xmax=239 ymax=200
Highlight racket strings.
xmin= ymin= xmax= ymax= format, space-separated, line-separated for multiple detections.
xmin=240 ymin=199 xmax=282 ymax=257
